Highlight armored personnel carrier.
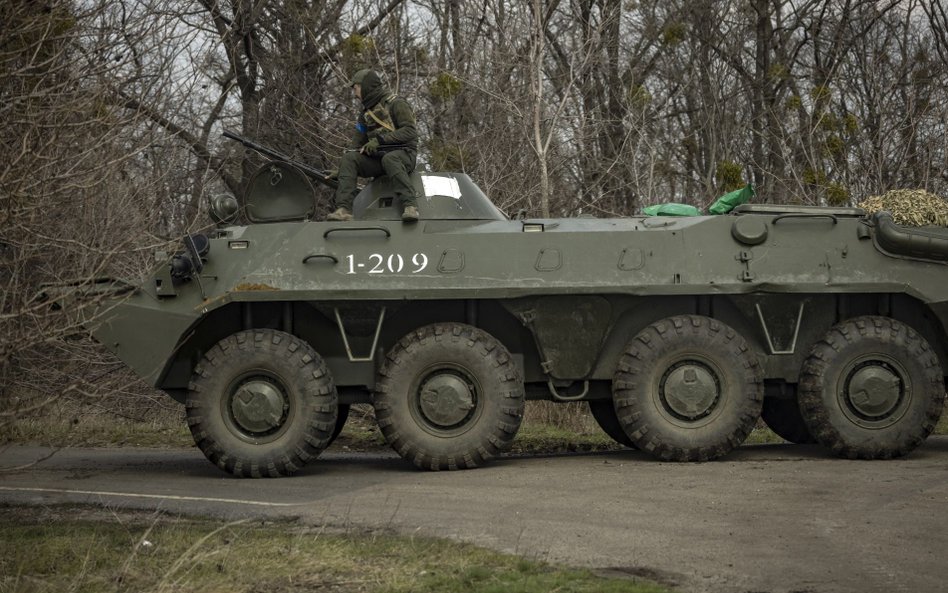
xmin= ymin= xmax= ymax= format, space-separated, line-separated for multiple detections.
xmin=89 ymin=137 xmax=948 ymax=477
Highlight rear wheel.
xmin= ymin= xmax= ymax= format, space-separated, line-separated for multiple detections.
xmin=186 ymin=329 xmax=337 ymax=477
xmin=588 ymin=399 xmax=636 ymax=448
xmin=798 ymin=316 xmax=944 ymax=459
xmin=374 ymin=323 xmax=525 ymax=470
xmin=761 ymin=394 xmax=815 ymax=444
xmin=613 ymin=315 xmax=763 ymax=461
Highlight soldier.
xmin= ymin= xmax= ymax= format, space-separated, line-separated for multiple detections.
xmin=326 ymin=69 xmax=420 ymax=222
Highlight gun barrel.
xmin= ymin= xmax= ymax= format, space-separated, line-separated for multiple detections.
xmin=223 ymin=129 xmax=338 ymax=190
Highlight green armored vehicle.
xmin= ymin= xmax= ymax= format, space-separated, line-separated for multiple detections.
xmin=90 ymin=137 xmax=948 ymax=477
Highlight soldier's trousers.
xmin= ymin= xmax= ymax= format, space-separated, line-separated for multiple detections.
xmin=334 ymin=149 xmax=417 ymax=211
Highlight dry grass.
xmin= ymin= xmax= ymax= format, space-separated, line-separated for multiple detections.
xmin=0 ymin=505 xmax=673 ymax=593
xmin=5 ymin=391 xmax=191 ymax=449
xmin=517 ymin=401 xmax=625 ymax=453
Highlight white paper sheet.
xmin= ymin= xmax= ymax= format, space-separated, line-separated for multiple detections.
xmin=421 ymin=175 xmax=462 ymax=200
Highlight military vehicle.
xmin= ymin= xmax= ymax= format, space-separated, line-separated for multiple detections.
xmin=87 ymin=132 xmax=948 ymax=477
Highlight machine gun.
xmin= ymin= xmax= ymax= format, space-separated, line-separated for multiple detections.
xmin=223 ymin=129 xmax=339 ymax=190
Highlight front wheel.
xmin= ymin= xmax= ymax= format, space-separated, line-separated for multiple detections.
xmin=186 ymin=329 xmax=337 ymax=477
xmin=798 ymin=316 xmax=944 ymax=459
xmin=373 ymin=323 xmax=525 ymax=470
xmin=613 ymin=315 xmax=763 ymax=461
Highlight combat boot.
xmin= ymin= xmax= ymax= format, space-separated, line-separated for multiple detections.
xmin=327 ymin=207 xmax=353 ymax=221
xmin=402 ymin=205 xmax=419 ymax=222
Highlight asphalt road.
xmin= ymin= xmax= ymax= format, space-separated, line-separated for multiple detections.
xmin=2 ymin=439 xmax=947 ymax=593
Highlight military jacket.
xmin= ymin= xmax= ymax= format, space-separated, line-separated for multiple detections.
xmin=350 ymin=94 xmax=418 ymax=153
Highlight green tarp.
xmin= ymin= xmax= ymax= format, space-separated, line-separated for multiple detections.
xmin=708 ymin=183 xmax=754 ymax=215
xmin=642 ymin=203 xmax=701 ymax=217
xmin=642 ymin=184 xmax=754 ymax=217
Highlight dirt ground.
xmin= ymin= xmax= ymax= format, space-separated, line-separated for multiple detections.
xmin=2 ymin=439 xmax=947 ymax=593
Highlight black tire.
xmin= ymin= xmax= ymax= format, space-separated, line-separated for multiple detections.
xmin=186 ymin=329 xmax=337 ymax=477
xmin=373 ymin=323 xmax=525 ymax=470
xmin=613 ymin=315 xmax=763 ymax=461
xmin=328 ymin=403 xmax=351 ymax=446
xmin=588 ymin=399 xmax=636 ymax=448
xmin=798 ymin=316 xmax=945 ymax=459
xmin=761 ymin=395 xmax=816 ymax=444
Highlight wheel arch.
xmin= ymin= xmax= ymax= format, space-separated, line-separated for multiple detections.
xmin=158 ymin=298 xmax=534 ymax=402
xmin=158 ymin=292 xmax=948 ymax=403
xmin=884 ymin=294 xmax=948 ymax=380
xmin=592 ymin=292 xmax=948 ymax=386
xmin=592 ymin=295 xmax=770 ymax=381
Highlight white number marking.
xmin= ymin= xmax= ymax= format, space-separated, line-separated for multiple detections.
xmin=344 ymin=253 xmax=430 ymax=275
xmin=387 ymin=253 xmax=404 ymax=273
xmin=368 ymin=253 xmax=385 ymax=274
xmin=412 ymin=253 xmax=429 ymax=273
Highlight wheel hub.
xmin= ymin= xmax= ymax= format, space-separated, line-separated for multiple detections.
xmin=230 ymin=379 xmax=288 ymax=435
xmin=417 ymin=372 xmax=476 ymax=428
xmin=844 ymin=363 xmax=903 ymax=419
xmin=660 ymin=362 xmax=720 ymax=421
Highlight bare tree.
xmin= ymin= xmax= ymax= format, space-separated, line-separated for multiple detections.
xmin=1 ymin=0 xmax=185 ymax=431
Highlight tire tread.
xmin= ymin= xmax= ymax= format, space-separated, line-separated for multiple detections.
xmin=186 ymin=329 xmax=337 ymax=477
xmin=374 ymin=323 xmax=524 ymax=470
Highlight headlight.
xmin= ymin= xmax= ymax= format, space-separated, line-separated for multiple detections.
xmin=170 ymin=234 xmax=210 ymax=281
xmin=210 ymin=194 xmax=239 ymax=225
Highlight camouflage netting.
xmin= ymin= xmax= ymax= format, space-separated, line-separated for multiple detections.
xmin=858 ymin=189 xmax=948 ymax=227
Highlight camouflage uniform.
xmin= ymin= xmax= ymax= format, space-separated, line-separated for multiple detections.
xmin=330 ymin=69 xmax=420 ymax=220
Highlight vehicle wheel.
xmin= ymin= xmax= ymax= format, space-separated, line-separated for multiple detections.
xmin=373 ymin=323 xmax=525 ymax=470
xmin=328 ymin=404 xmax=350 ymax=446
xmin=186 ymin=329 xmax=337 ymax=477
xmin=613 ymin=315 xmax=763 ymax=461
xmin=761 ymin=395 xmax=816 ymax=444
xmin=798 ymin=316 xmax=945 ymax=459
xmin=588 ymin=399 xmax=636 ymax=448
